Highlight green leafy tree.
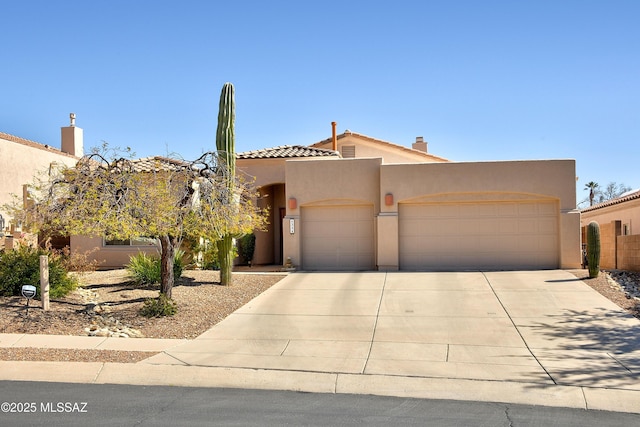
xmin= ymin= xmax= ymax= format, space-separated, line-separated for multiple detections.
xmin=7 ymin=146 xmax=266 ymax=301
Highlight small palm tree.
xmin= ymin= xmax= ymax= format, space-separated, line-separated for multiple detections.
xmin=584 ymin=181 xmax=599 ymax=206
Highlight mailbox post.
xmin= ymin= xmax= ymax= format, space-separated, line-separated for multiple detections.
xmin=21 ymin=285 xmax=37 ymax=317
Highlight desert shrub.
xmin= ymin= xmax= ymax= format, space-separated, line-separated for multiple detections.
xmin=185 ymin=237 xmax=220 ymax=270
xmin=58 ymin=246 xmax=99 ymax=274
xmin=140 ymin=293 xmax=177 ymax=317
xmin=201 ymin=243 xmax=222 ymax=270
xmin=239 ymin=233 xmax=256 ymax=265
xmin=0 ymin=245 xmax=77 ymax=298
xmin=126 ymin=250 xmax=185 ymax=286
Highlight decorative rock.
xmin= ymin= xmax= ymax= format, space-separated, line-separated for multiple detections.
xmin=606 ymin=270 xmax=640 ymax=300
xmin=74 ymin=286 xmax=145 ymax=338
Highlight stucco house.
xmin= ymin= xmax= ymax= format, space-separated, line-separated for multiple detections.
xmin=3 ymin=118 xmax=581 ymax=271
xmin=581 ymin=189 xmax=640 ymax=236
xmin=238 ymin=128 xmax=581 ymax=271
xmin=1 ymin=117 xmax=160 ymax=264
xmin=0 ymin=115 xmax=83 ymax=239
xmin=580 ymin=189 xmax=640 ymax=271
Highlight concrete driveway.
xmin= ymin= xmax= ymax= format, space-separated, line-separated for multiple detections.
xmin=144 ymin=271 xmax=640 ymax=391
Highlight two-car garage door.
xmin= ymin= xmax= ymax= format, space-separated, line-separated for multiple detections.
xmin=399 ymin=201 xmax=559 ymax=271
xmin=301 ymin=205 xmax=375 ymax=271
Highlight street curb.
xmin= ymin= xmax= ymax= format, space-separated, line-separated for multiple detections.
xmin=1 ymin=361 xmax=638 ymax=415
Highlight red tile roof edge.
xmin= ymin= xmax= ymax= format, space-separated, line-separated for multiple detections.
xmin=581 ymin=189 xmax=640 ymax=212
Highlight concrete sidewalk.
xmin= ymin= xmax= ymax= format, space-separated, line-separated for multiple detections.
xmin=1 ymin=271 xmax=639 ymax=414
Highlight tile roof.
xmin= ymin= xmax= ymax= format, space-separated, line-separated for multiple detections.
xmin=311 ymin=130 xmax=449 ymax=162
xmin=237 ymin=145 xmax=340 ymax=159
xmin=0 ymin=131 xmax=78 ymax=159
xmin=129 ymin=156 xmax=192 ymax=172
xmin=581 ymin=189 xmax=640 ymax=212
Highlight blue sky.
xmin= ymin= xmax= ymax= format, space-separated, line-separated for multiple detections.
xmin=2 ymin=0 xmax=638 ymax=206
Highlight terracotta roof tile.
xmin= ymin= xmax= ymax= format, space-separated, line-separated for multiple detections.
xmin=129 ymin=156 xmax=191 ymax=172
xmin=581 ymin=189 xmax=640 ymax=212
xmin=237 ymin=145 xmax=340 ymax=159
xmin=0 ymin=131 xmax=78 ymax=159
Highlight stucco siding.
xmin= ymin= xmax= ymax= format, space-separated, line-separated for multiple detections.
xmin=1 ymin=138 xmax=78 ymax=226
xmin=283 ymin=157 xmax=579 ymax=271
xmin=71 ymin=235 xmax=160 ymax=269
xmin=581 ymin=199 xmax=640 ymax=236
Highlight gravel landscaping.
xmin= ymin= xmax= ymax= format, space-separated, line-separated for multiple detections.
xmin=0 ymin=268 xmax=638 ymax=364
xmin=0 ymin=268 xmax=285 ymax=363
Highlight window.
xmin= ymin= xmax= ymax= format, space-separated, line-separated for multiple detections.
xmin=104 ymin=237 xmax=158 ymax=246
xmin=623 ymin=223 xmax=631 ymax=235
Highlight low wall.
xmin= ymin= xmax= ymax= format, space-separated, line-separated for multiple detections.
xmin=617 ymin=234 xmax=640 ymax=271
xmin=599 ymin=221 xmax=620 ymax=269
xmin=583 ymin=220 xmax=640 ymax=272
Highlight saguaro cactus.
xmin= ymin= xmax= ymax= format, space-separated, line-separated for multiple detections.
xmin=587 ymin=221 xmax=601 ymax=278
xmin=216 ymin=82 xmax=235 ymax=179
xmin=216 ymin=82 xmax=236 ymax=286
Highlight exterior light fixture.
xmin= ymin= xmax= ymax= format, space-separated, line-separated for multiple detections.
xmin=288 ymin=198 xmax=297 ymax=210
xmin=385 ymin=193 xmax=394 ymax=206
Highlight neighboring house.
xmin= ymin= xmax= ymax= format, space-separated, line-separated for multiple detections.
xmin=238 ymin=130 xmax=581 ymax=271
xmin=1 ymin=117 xmax=159 ymax=266
xmin=580 ymin=189 xmax=640 ymax=236
xmin=580 ymin=189 xmax=640 ymax=271
xmin=0 ymin=115 xmax=83 ymax=237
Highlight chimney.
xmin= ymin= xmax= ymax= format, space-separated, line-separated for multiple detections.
xmin=61 ymin=112 xmax=84 ymax=157
xmin=331 ymin=121 xmax=337 ymax=151
xmin=412 ymin=136 xmax=428 ymax=153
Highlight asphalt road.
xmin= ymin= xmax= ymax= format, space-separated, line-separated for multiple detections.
xmin=0 ymin=381 xmax=638 ymax=426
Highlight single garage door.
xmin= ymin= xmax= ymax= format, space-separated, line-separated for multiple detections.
xmin=301 ymin=205 xmax=375 ymax=270
xmin=399 ymin=201 xmax=559 ymax=270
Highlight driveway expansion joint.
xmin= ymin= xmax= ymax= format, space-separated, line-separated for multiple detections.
xmin=481 ymin=271 xmax=558 ymax=385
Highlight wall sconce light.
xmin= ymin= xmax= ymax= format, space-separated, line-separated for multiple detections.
xmin=385 ymin=193 xmax=394 ymax=206
xmin=288 ymin=197 xmax=297 ymax=210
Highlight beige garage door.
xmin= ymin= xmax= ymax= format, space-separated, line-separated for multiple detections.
xmin=399 ymin=201 xmax=559 ymax=270
xmin=301 ymin=205 xmax=375 ymax=270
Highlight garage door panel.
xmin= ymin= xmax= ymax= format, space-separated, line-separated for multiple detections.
xmin=498 ymin=203 xmax=518 ymax=215
xmin=539 ymin=218 xmax=558 ymax=233
xmin=500 ymin=219 xmax=518 ymax=234
xmin=399 ymin=201 xmax=559 ymax=270
xmin=302 ymin=205 xmax=374 ymax=271
xmin=518 ymin=219 xmax=539 ymax=234
xmin=476 ymin=204 xmax=498 ymax=216
xmin=538 ymin=203 xmax=557 ymax=215
xmin=518 ymin=203 xmax=538 ymax=215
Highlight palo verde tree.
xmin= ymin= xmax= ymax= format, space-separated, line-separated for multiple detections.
xmin=10 ymin=145 xmax=267 ymax=302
